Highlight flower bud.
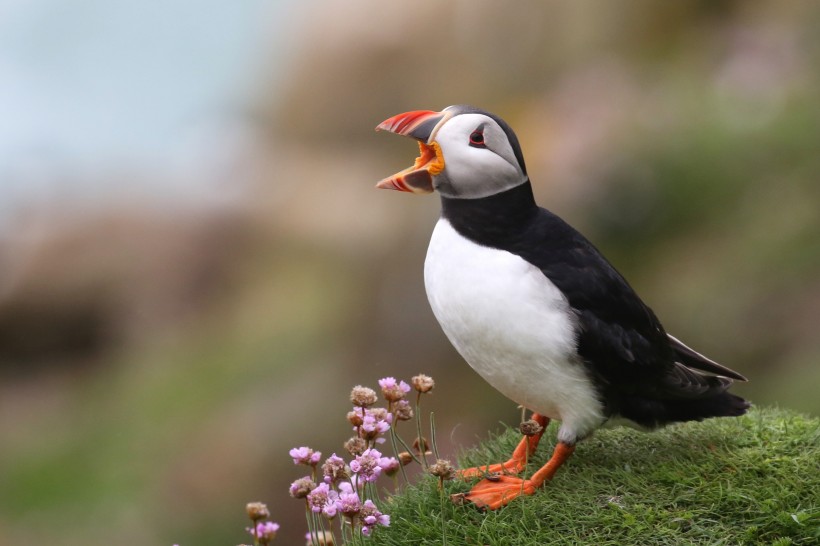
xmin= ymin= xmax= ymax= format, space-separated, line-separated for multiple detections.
xmin=412 ymin=436 xmax=429 ymax=455
xmin=398 ymin=451 xmax=414 ymax=466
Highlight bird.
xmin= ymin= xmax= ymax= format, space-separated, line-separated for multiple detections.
xmin=375 ymin=105 xmax=750 ymax=510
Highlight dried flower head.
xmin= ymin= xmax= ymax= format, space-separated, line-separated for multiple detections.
xmin=321 ymin=453 xmax=349 ymax=484
xmin=245 ymin=501 xmax=270 ymax=522
xmin=367 ymin=407 xmax=391 ymax=422
xmin=289 ymin=476 xmax=316 ymax=499
xmin=350 ymin=385 xmax=378 ymax=407
xmin=344 ymin=436 xmax=367 ymax=456
xmin=429 ymin=459 xmax=456 ymax=481
xmin=520 ymin=419 xmax=544 ymax=437
xmin=378 ymin=377 xmax=411 ymax=402
xmin=392 ymin=399 xmax=414 ymax=421
xmin=411 ymin=374 xmax=435 ymax=393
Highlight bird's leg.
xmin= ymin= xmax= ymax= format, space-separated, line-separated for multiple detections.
xmin=457 ymin=414 xmax=550 ymax=479
xmin=462 ymin=440 xmax=576 ymax=511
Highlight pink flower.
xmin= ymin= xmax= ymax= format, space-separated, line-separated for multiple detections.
xmin=378 ymin=377 xmax=411 ymax=402
xmin=338 ymin=489 xmax=362 ymax=517
xmin=307 ymin=482 xmax=340 ymax=518
xmin=379 ymin=456 xmax=400 ymax=476
xmin=289 ymin=476 xmax=315 ymax=499
xmin=350 ymin=448 xmax=391 ymax=482
xmin=289 ymin=446 xmax=321 ymax=466
xmin=359 ymin=408 xmax=392 ymax=442
xmin=360 ymin=500 xmax=390 ymax=536
xmin=321 ymin=453 xmax=348 ymax=484
xmin=247 ymin=521 xmax=279 ymax=544
xmin=338 ymin=480 xmax=360 ymax=495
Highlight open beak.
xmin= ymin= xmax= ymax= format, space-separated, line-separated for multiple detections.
xmin=375 ymin=110 xmax=450 ymax=193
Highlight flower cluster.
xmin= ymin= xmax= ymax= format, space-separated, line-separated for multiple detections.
xmin=285 ymin=374 xmax=442 ymax=544
xmin=243 ymin=502 xmax=279 ymax=545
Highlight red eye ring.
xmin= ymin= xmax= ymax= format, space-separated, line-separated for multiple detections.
xmin=469 ymin=130 xmax=485 ymax=147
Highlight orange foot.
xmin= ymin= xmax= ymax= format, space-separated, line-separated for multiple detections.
xmin=461 ymin=441 xmax=576 ymax=511
xmin=457 ymin=414 xmax=550 ymax=479
xmin=463 ymin=475 xmax=537 ymax=510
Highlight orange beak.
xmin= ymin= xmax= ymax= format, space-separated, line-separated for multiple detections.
xmin=375 ymin=110 xmax=450 ymax=193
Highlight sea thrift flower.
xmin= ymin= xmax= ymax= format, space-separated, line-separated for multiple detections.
xmin=350 ymin=385 xmax=377 ymax=407
xmin=289 ymin=446 xmax=321 ymax=466
xmin=393 ymin=399 xmax=414 ymax=421
xmin=249 ymin=521 xmax=279 ymax=545
xmin=360 ymin=410 xmax=391 ymax=441
xmin=411 ymin=374 xmax=435 ymax=393
xmin=289 ymin=476 xmax=316 ymax=499
xmin=367 ymin=407 xmax=392 ymax=423
xmin=338 ymin=489 xmax=362 ymax=517
xmin=321 ymin=453 xmax=349 ymax=484
xmin=378 ymin=377 xmax=411 ymax=402
xmin=520 ymin=419 xmax=544 ymax=437
xmin=344 ymin=436 xmax=366 ymax=456
xmin=360 ymin=500 xmax=390 ymax=536
xmin=350 ymin=448 xmax=387 ymax=482
xmin=429 ymin=459 xmax=456 ymax=481
xmin=346 ymin=409 xmax=364 ymax=427
xmin=307 ymin=482 xmax=340 ymax=518
xmin=245 ymin=501 xmax=270 ymax=522
xmin=380 ymin=456 xmax=401 ymax=477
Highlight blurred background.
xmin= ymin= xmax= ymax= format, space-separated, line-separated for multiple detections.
xmin=1 ymin=0 xmax=818 ymax=544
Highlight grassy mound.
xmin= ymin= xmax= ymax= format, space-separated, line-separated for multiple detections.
xmin=372 ymin=407 xmax=819 ymax=545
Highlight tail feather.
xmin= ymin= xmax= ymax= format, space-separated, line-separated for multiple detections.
xmin=620 ymin=391 xmax=751 ymax=429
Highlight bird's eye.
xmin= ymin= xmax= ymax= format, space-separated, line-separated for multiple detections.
xmin=469 ymin=130 xmax=486 ymax=148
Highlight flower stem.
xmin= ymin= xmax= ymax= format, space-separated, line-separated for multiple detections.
xmin=415 ymin=392 xmax=428 ymax=470
xmin=438 ymin=483 xmax=448 ymax=546
xmin=430 ymin=411 xmax=440 ymax=460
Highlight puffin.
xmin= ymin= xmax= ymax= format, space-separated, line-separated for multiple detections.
xmin=375 ymin=105 xmax=750 ymax=510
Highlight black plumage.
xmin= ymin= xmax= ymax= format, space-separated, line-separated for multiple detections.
xmin=441 ymin=180 xmax=749 ymax=429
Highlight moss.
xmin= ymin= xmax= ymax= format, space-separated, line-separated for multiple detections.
xmin=372 ymin=407 xmax=819 ymax=545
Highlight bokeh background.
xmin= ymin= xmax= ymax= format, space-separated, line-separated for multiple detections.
xmin=1 ymin=1 xmax=818 ymax=544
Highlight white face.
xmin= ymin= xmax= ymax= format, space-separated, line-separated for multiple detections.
xmin=431 ymin=113 xmax=527 ymax=199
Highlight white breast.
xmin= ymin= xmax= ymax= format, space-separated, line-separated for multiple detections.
xmin=424 ymin=219 xmax=605 ymax=442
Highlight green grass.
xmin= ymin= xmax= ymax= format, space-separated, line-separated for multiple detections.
xmin=372 ymin=407 xmax=819 ymax=545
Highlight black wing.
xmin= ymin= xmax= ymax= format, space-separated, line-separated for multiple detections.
xmin=510 ymin=209 xmax=743 ymax=401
